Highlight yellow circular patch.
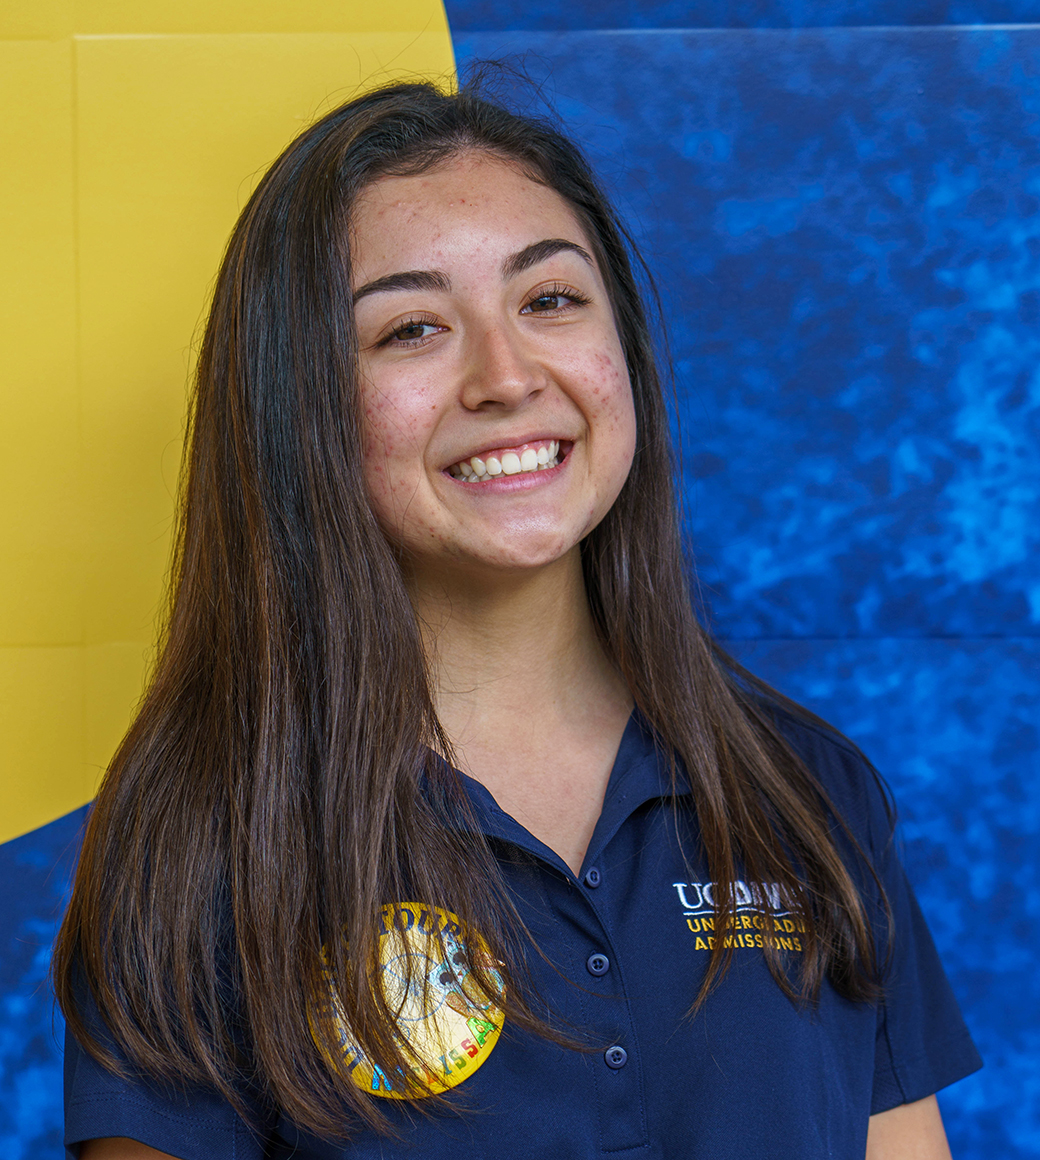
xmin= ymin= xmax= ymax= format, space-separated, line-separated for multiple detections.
xmin=315 ymin=902 xmax=505 ymax=1098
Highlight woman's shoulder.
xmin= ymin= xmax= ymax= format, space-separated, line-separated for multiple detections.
xmin=63 ymin=959 xmax=273 ymax=1160
xmin=754 ymin=695 xmax=896 ymax=855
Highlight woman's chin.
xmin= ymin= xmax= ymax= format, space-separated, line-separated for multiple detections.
xmin=410 ymin=536 xmax=583 ymax=590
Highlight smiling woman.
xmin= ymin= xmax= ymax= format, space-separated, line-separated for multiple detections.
xmin=53 ymin=78 xmax=980 ymax=1159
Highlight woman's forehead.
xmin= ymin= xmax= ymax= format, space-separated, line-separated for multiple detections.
xmin=357 ymin=149 xmax=544 ymax=207
xmin=349 ymin=152 xmax=596 ymax=280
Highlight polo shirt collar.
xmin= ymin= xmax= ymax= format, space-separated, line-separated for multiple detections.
xmin=455 ymin=709 xmax=692 ymax=878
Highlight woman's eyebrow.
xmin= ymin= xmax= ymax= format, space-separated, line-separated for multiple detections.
xmin=352 ymin=239 xmax=593 ymax=304
xmin=353 ymin=269 xmax=450 ymax=303
xmin=502 ymin=238 xmax=594 ymax=279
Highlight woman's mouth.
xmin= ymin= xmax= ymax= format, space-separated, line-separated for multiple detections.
xmin=447 ymin=440 xmax=563 ymax=483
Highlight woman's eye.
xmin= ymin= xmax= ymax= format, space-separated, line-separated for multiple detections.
xmin=380 ymin=317 xmax=443 ymax=346
xmin=522 ymin=286 xmax=590 ymax=315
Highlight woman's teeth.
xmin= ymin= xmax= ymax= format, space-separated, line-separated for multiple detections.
xmin=448 ymin=441 xmax=561 ymax=483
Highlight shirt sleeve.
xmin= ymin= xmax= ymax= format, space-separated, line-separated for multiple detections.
xmin=775 ymin=713 xmax=983 ymax=1112
xmin=63 ymin=971 xmax=273 ymax=1160
xmin=868 ymin=821 xmax=983 ymax=1113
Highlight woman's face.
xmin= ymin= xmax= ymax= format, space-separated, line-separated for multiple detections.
xmin=350 ymin=152 xmax=637 ymax=586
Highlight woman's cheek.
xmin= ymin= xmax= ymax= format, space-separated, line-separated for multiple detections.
xmin=598 ymin=358 xmax=637 ymax=466
xmin=359 ymin=397 xmax=404 ymax=528
xmin=360 ymin=388 xmax=440 ymax=538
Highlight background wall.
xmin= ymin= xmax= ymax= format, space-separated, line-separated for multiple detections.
xmin=2 ymin=2 xmax=1037 ymax=1156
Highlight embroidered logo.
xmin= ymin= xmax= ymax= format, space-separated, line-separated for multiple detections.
xmin=672 ymin=880 xmax=806 ymax=953
xmin=314 ymin=902 xmax=504 ymax=1098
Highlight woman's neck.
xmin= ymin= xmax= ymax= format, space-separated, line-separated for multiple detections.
xmin=407 ymin=549 xmax=633 ymax=872
xmin=409 ymin=550 xmax=613 ymax=731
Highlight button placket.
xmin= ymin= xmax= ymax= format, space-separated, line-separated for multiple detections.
xmin=552 ymin=864 xmax=646 ymax=1150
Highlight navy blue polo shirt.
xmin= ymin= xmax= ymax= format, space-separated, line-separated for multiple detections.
xmin=64 ymin=709 xmax=981 ymax=1159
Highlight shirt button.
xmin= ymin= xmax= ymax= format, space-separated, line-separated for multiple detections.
xmin=584 ymin=867 xmax=602 ymax=888
xmin=586 ymin=953 xmax=610 ymax=976
xmin=604 ymin=1045 xmax=628 ymax=1070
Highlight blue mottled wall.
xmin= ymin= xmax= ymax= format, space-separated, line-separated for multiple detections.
xmin=449 ymin=1 xmax=1040 ymax=30
xmin=2 ymin=3 xmax=1038 ymax=1157
xmin=445 ymin=4 xmax=1039 ymax=1158
xmin=0 ymin=808 xmax=84 ymax=1157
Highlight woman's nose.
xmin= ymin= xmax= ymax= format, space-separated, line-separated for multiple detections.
xmin=459 ymin=324 xmax=547 ymax=411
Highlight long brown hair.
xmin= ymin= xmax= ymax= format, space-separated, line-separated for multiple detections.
xmin=54 ymin=76 xmax=886 ymax=1141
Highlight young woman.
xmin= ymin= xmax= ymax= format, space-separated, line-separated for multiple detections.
xmin=55 ymin=79 xmax=981 ymax=1159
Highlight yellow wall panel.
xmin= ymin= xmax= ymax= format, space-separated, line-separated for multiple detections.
xmin=0 ymin=0 xmax=74 ymax=40
xmin=1 ymin=2 xmax=455 ymax=844
xmin=84 ymin=641 xmax=154 ymax=788
xmin=74 ymin=0 xmax=449 ymax=35
xmin=0 ymin=40 xmax=81 ymax=646
xmin=0 ymin=648 xmax=87 ymax=844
